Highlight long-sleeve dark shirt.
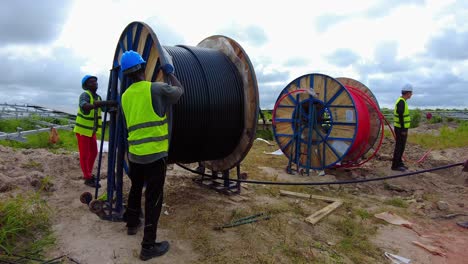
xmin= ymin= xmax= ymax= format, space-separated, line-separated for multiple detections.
xmin=79 ymin=91 xmax=102 ymax=114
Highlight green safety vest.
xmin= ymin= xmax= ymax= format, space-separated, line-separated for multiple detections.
xmin=74 ymin=90 xmax=102 ymax=137
xmin=393 ymin=97 xmax=411 ymax=128
xmin=121 ymin=81 xmax=169 ymax=156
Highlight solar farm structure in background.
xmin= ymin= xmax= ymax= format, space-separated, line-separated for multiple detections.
xmin=0 ymin=103 xmax=76 ymax=142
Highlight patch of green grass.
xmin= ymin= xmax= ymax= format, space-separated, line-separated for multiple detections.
xmin=409 ymin=121 xmax=468 ymax=149
xmin=428 ymin=115 xmax=443 ymax=124
xmin=241 ymin=141 xmax=289 ymax=181
xmin=256 ymin=129 xmax=273 ymax=140
xmin=410 ymin=109 xmax=422 ymax=128
xmin=21 ymin=160 xmax=43 ymax=170
xmin=39 ymin=176 xmax=54 ymax=192
xmin=0 ymin=130 xmax=78 ymax=151
xmin=275 ymin=240 xmax=310 ymax=263
xmin=0 ymin=192 xmax=54 ymax=260
xmin=354 ymin=208 xmax=372 ymax=220
xmin=384 ymin=197 xmax=408 ymax=208
xmin=0 ymin=116 xmax=111 ymax=151
xmin=333 ymin=217 xmax=381 ymax=263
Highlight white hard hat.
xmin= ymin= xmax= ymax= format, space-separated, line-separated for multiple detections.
xmin=402 ymin=83 xmax=413 ymax=92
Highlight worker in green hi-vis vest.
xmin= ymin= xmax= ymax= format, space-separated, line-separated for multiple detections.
xmin=120 ymin=50 xmax=183 ymax=261
xmin=74 ymin=75 xmax=116 ymax=188
xmin=391 ymin=83 xmax=413 ymax=172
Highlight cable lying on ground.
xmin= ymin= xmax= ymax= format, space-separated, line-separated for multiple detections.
xmin=176 ymin=162 xmax=465 ymax=186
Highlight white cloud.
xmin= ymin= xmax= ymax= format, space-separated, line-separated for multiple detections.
xmin=0 ymin=0 xmax=467 ymax=114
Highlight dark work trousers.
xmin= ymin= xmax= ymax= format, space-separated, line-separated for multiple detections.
xmin=126 ymin=158 xmax=167 ymax=247
xmin=392 ymin=127 xmax=408 ymax=168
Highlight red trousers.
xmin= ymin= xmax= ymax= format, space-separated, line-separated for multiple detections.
xmin=76 ymin=133 xmax=97 ymax=180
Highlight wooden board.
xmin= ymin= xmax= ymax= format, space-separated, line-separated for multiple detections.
xmin=305 ymin=200 xmax=343 ymax=225
xmin=198 ymin=36 xmax=259 ymax=171
xmin=279 ymin=190 xmax=343 ymax=225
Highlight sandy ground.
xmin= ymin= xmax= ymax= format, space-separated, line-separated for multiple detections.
xmin=0 ymin=124 xmax=467 ymax=263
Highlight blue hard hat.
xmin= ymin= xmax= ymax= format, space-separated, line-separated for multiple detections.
xmin=120 ymin=50 xmax=146 ymax=75
xmin=81 ymin=75 xmax=97 ymax=88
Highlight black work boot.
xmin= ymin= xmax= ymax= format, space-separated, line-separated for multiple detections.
xmin=140 ymin=241 xmax=170 ymax=261
xmin=84 ymin=178 xmax=101 ymax=188
xmin=127 ymin=220 xmax=142 ymax=235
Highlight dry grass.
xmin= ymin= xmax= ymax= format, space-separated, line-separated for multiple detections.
xmin=160 ymin=140 xmax=390 ymax=263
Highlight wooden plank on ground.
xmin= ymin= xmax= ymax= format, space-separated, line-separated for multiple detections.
xmin=279 ymin=190 xmax=311 ymax=199
xmin=305 ymin=200 xmax=343 ymax=225
xmin=279 ymin=190 xmax=343 ymax=225
xmin=279 ymin=190 xmax=341 ymax=202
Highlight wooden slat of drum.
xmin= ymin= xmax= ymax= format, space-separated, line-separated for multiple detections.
xmin=276 ymin=123 xmax=294 ymax=136
xmin=136 ymin=27 xmax=149 ymax=55
xmin=131 ymin=25 xmax=138 ymax=49
xmin=299 ymin=75 xmax=310 ymax=91
xmin=325 ymin=140 xmax=348 ymax=158
xmin=323 ymin=142 xmax=344 ymax=166
xmin=331 ymin=95 xmax=353 ymax=107
xmin=312 ymin=75 xmax=326 ymax=102
xmin=145 ymin=45 xmax=159 ymax=82
xmin=326 ymin=80 xmax=344 ymax=102
xmin=286 ymin=82 xmax=298 ymax=93
xmin=328 ymin=107 xmax=356 ymax=123
xmin=303 ymin=141 xmax=340 ymax=168
xmin=279 ymin=95 xmax=296 ymax=108
xmin=122 ymin=34 xmax=128 ymax=51
xmin=328 ymin=124 xmax=355 ymax=138
xmin=326 ymin=88 xmax=347 ymax=106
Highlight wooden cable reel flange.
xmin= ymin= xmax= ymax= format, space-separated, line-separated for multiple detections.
xmin=112 ymin=22 xmax=259 ymax=171
xmin=336 ymin=77 xmax=383 ymax=164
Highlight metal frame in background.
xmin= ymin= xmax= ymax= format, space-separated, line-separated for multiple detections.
xmin=0 ymin=103 xmax=76 ymax=120
xmin=0 ymin=103 xmax=76 ymax=141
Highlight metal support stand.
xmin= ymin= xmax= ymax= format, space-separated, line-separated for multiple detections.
xmin=193 ymin=164 xmax=243 ymax=195
xmin=85 ymin=67 xmax=126 ymax=222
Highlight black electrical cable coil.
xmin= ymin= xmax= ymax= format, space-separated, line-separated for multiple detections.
xmin=164 ymin=45 xmax=245 ymax=163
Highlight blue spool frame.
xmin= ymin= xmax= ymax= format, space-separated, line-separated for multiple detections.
xmin=94 ymin=21 xmax=166 ymax=221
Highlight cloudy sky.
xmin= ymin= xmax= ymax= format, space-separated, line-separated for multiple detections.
xmin=1 ymin=0 xmax=467 ymax=114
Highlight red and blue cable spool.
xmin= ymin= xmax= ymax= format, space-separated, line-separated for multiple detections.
xmin=272 ymin=74 xmax=384 ymax=173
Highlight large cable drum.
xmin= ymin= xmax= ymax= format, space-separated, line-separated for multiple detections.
xmin=336 ymin=77 xmax=382 ymax=164
xmin=112 ymin=22 xmax=259 ymax=171
xmin=272 ymin=73 xmax=381 ymax=170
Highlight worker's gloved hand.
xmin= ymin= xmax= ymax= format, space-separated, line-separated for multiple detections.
xmin=101 ymin=100 xmax=118 ymax=106
xmin=161 ymin=63 xmax=174 ymax=75
xmin=161 ymin=48 xmax=174 ymax=74
xmin=94 ymin=101 xmax=104 ymax=108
